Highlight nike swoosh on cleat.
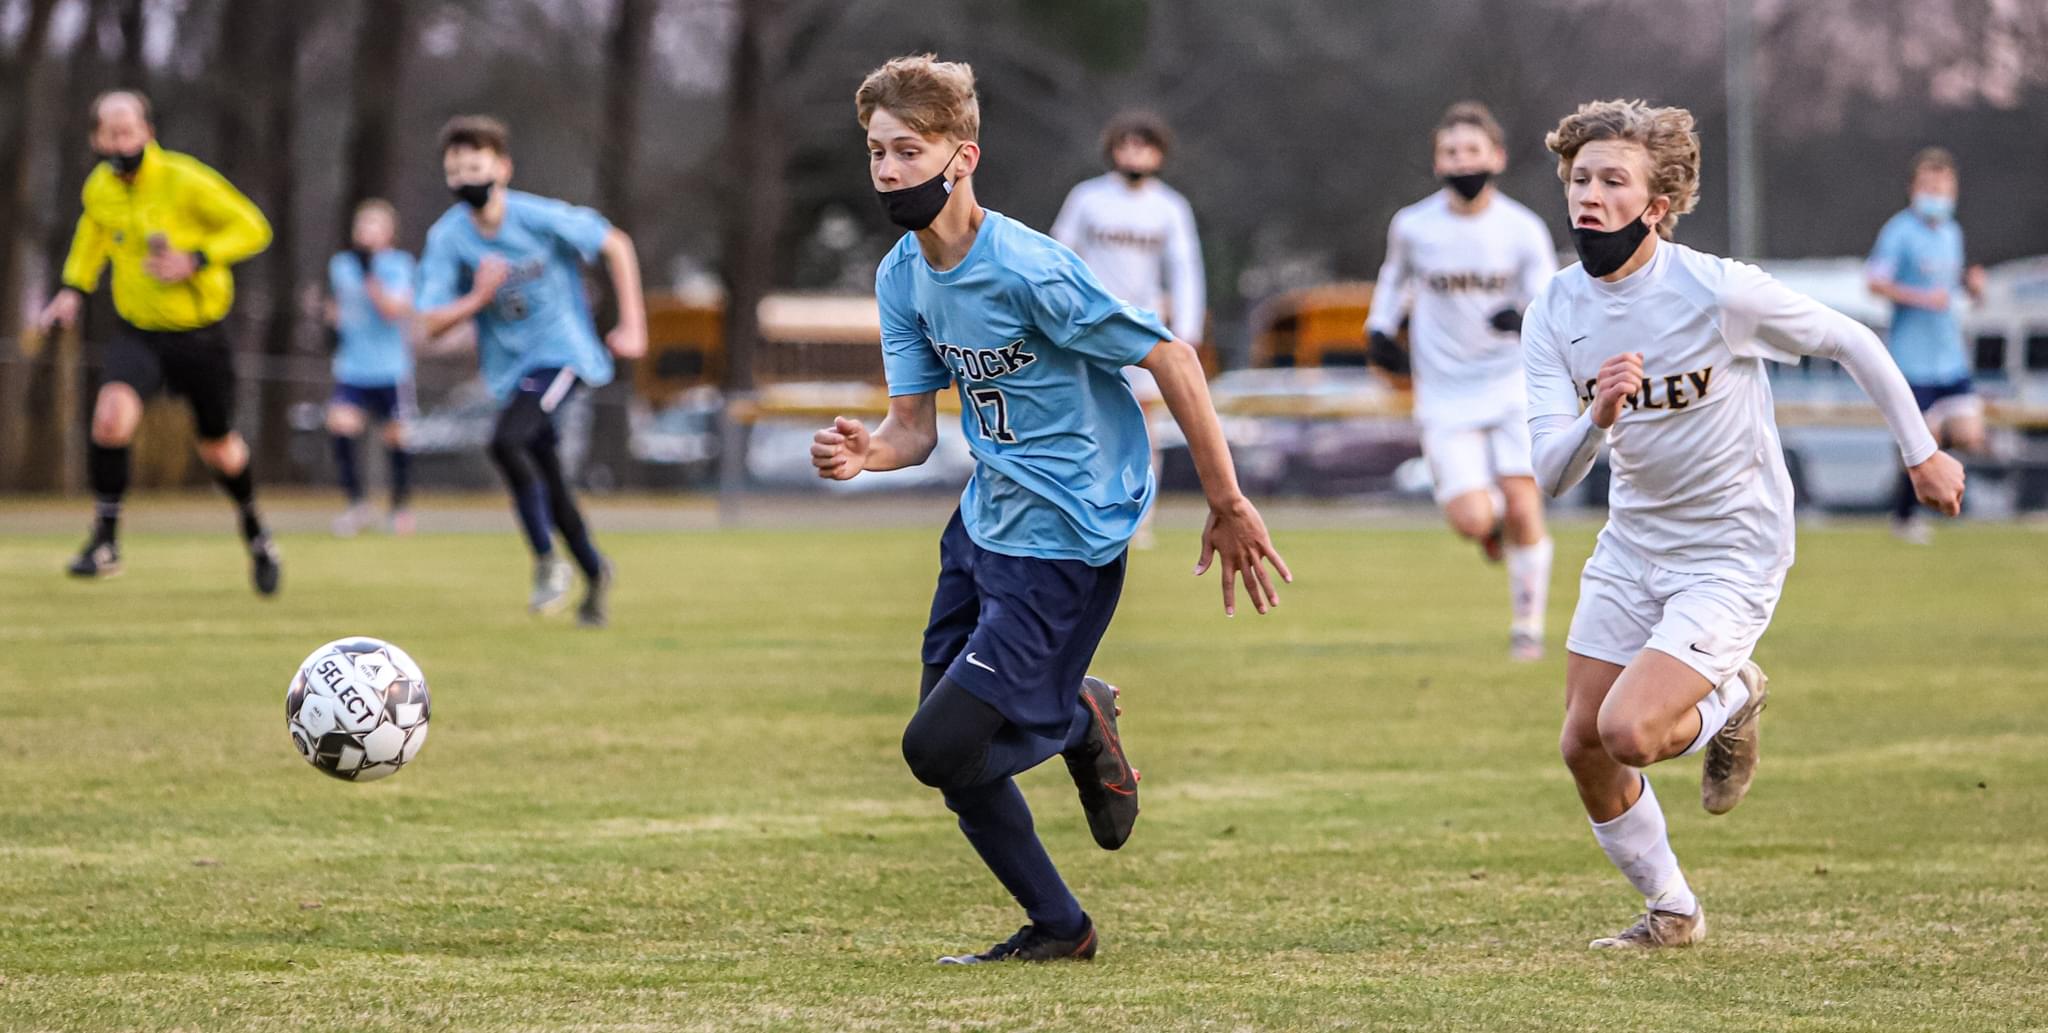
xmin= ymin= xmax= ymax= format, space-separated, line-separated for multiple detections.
xmin=963 ymin=652 xmax=996 ymax=674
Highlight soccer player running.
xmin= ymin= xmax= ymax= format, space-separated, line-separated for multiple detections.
xmin=415 ymin=117 xmax=647 ymax=627
xmin=1050 ymin=111 xmax=1206 ymax=548
xmin=813 ymin=56 xmax=1290 ymax=965
xmin=1367 ymin=103 xmax=1559 ymax=661
xmin=38 ymin=90 xmax=280 ymax=594
xmin=325 ymin=199 xmax=418 ymax=537
xmin=1523 ymin=100 xmax=1966 ymax=949
xmin=1865 ymin=147 xmax=1987 ymax=545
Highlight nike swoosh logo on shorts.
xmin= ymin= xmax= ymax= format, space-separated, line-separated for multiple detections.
xmin=1689 ymin=642 xmax=1713 ymax=656
xmin=964 ymin=652 xmax=996 ymax=674
xmin=1570 ymin=335 xmax=1589 ymax=344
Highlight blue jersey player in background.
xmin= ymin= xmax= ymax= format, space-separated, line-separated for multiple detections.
xmin=416 ymin=116 xmax=648 ymax=627
xmin=1865 ymin=146 xmax=1987 ymax=544
xmin=324 ymin=198 xmax=418 ymax=538
xmin=813 ymin=56 xmax=1292 ymax=966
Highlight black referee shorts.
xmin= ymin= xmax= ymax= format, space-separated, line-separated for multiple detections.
xmin=100 ymin=320 xmax=238 ymax=440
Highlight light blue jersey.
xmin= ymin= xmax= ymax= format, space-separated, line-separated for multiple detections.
xmin=417 ymin=190 xmax=613 ymax=401
xmin=1867 ymin=209 xmax=1968 ymax=385
xmin=329 ymin=249 xmax=416 ymax=387
xmin=878 ymin=210 xmax=1170 ymax=566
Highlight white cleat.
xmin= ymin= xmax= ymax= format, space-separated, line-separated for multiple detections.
xmin=1589 ymin=907 xmax=1706 ymax=950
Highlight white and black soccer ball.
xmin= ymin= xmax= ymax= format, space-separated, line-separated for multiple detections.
xmin=286 ymin=637 xmax=431 ymax=782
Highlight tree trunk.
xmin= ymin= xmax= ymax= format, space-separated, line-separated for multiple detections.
xmin=254 ymin=8 xmax=303 ymax=477
xmin=337 ymin=0 xmax=409 ymax=235
xmin=719 ymin=0 xmax=790 ymax=394
xmin=597 ymin=0 xmax=656 ymax=236
xmin=0 ymin=0 xmax=64 ymax=491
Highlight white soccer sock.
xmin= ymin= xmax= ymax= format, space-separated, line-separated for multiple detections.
xmin=1504 ymin=536 xmax=1553 ymax=637
xmin=1590 ymin=775 xmax=1698 ymax=916
xmin=1680 ymin=673 xmax=1752 ymax=756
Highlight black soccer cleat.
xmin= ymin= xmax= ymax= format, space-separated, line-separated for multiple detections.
xmin=249 ymin=533 xmax=282 ymax=597
xmin=937 ymin=917 xmax=1098 ymax=965
xmin=66 ymin=540 xmax=122 ymax=579
xmin=577 ymin=559 xmax=613 ymax=629
xmin=1065 ymin=676 xmax=1140 ymax=851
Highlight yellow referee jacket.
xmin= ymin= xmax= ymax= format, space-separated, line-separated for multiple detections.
xmin=59 ymin=141 xmax=272 ymax=332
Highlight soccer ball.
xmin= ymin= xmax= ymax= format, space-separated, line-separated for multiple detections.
xmin=286 ymin=637 xmax=431 ymax=782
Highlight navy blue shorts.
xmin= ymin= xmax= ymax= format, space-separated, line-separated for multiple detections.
xmin=332 ymin=382 xmax=416 ymax=422
xmin=921 ymin=510 xmax=1127 ymax=738
xmin=1910 ymin=378 xmax=1974 ymax=413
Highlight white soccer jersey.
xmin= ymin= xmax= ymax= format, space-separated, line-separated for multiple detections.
xmin=1050 ymin=173 xmax=1206 ymax=341
xmin=1366 ymin=190 xmax=1557 ymax=429
xmin=1524 ymin=241 xmax=1938 ymax=580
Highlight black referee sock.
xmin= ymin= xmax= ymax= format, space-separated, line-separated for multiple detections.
xmin=87 ymin=444 xmax=130 ymax=545
xmin=212 ymin=464 xmax=265 ymax=542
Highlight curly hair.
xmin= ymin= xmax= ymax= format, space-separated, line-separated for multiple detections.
xmin=1101 ymin=109 xmax=1173 ymax=163
xmin=1545 ymin=99 xmax=1700 ymax=239
xmin=855 ymin=54 xmax=980 ymax=142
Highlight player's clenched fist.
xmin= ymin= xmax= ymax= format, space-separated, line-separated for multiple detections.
xmin=1591 ymin=351 xmax=1644 ymax=429
xmin=811 ymin=416 xmax=870 ymax=480
xmin=1908 ymin=450 xmax=1966 ymax=517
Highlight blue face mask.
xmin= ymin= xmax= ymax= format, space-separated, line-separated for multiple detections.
xmin=1911 ymin=193 xmax=1954 ymax=222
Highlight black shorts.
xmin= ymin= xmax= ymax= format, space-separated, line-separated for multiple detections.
xmin=101 ymin=321 xmax=237 ymax=440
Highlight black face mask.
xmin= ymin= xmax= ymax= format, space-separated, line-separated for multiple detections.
xmin=100 ymin=148 xmax=145 ymax=175
xmin=350 ymin=246 xmax=375 ymax=271
xmin=875 ymin=146 xmax=962 ymax=231
xmin=451 ymin=181 xmax=494 ymax=210
xmin=1442 ymin=170 xmax=1491 ymax=202
xmin=1569 ymin=204 xmax=1655 ymax=277
xmin=1117 ymin=168 xmax=1149 ymax=185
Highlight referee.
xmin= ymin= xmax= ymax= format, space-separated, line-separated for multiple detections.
xmin=37 ymin=90 xmax=281 ymax=594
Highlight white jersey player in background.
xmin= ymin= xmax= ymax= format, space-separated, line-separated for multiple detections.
xmin=1524 ymin=99 xmax=1966 ymax=950
xmin=1052 ymin=111 xmax=1205 ymax=548
xmin=1366 ymin=102 xmax=1559 ymax=660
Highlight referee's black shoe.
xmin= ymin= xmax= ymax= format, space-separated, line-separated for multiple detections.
xmin=249 ymin=533 xmax=282 ymax=597
xmin=1064 ymin=676 xmax=1140 ymax=850
xmin=66 ymin=540 xmax=122 ymax=579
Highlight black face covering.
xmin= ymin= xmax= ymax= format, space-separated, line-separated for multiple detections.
xmin=1569 ymin=204 xmax=1655 ymax=277
xmin=1117 ymin=168 xmax=1149 ymax=185
xmin=1442 ymin=170 xmax=1491 ymax=202
xmin=350 ymin=246 xmax=375 ymax=271
xmin=101 ymin=149 xmax=145 ymax=176
xmin=451 ymin=181 xmax=494 ymax=210
xmin=876 ymin=146 xmax=962 ymax=231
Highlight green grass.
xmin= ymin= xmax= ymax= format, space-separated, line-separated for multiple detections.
xmin=2 ymin=518 xmax=2044 ymax=1032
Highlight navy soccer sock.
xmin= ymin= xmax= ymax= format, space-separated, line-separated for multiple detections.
xmin=944 ymin=778 xmax=1088 ymax=938
xmin=530 ymin=437 xmax=604 ymax=579
xmin=1892 ymin=469 xmax=1919 ymax=522
xmin=387 ymin=447 xmax=412 ymax=510
xmin=332 ymin=435 xmax=363 ymax=503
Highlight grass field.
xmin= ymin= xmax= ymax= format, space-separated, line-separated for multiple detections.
xmin=2 ymin=513 xmax=2044 ymax=1032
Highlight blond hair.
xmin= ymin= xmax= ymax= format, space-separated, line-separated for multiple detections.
xmin=1546 ymin=99 xmax=1700 ymax=239
xmin=354 ymin=197 xmax=397 ymax=223
xmin=855 ymin=54 xmax=980 ymax=142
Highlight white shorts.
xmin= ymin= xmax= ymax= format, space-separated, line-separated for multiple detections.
xmin=1421 ymin=416 xmax=1534 ymax=505
xmin=1566 ymin=537 xmax=1785 ymax=686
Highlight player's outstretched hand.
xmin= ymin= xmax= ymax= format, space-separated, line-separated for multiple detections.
xmin=472 ymin=255 xmax=510 ymax=300
xmin=811 ymin=416 xmax=869 ymax=481
xmin=1908 ymin=450 xmax=1966 ymax=517
xmin=1196 ymin=495 xmax=1292 ymax=617
xmin=1592 ymin=351 xmax=1644 ymax=428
